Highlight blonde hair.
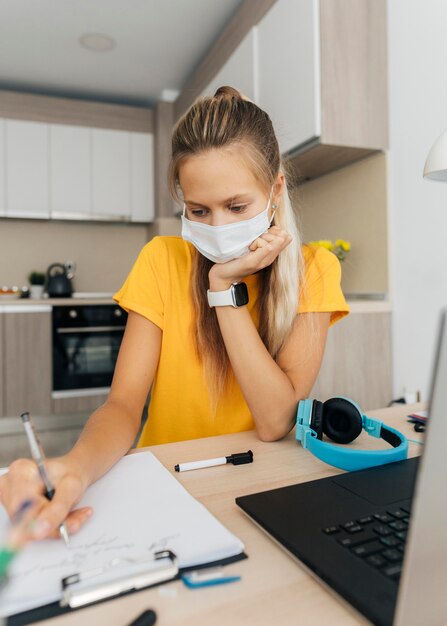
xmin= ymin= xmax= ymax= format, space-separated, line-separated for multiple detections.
xmin=168 ymin=86 xmax=305 ymax=404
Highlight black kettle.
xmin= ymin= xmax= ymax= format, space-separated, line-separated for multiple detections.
xmin=46 ymin=263 xmax=73 ymax=298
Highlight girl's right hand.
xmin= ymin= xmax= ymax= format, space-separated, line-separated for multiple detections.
xmin=0 ymin=456 xmax=93 ymax=541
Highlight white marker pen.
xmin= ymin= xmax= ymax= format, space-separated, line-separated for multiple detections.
xmin=174 ymin=450 xmax=253 ymax=472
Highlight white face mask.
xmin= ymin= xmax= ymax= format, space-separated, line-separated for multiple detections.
xmin=181 ymin=187 xmax=276 ymax=264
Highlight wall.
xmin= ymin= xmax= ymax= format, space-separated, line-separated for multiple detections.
xmin=0 ymin=218 xmax=149 ymax=292
xmin=296 ymin=152 xmax=389 ymax=296
xmin=387 ymin=0 xmax=447 ymax=401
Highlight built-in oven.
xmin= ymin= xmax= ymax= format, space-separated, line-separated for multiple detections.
xmin=52 ymin=304 xmax=127 ymax=396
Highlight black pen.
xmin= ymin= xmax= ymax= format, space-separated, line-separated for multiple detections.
xmin=175 ymin=450 xmax=253 ymax=472
xmin=20 ymin=412 xmax=70 ymax=546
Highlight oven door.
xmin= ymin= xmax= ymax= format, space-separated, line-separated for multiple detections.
xmin=53 ymin=326 xmax=125 ymax=392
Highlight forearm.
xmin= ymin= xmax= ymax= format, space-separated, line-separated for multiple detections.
xmin=65 ymin=399 xmax=141 ymax=488
xmin=214 ymin=305 xmax=298 ymax=441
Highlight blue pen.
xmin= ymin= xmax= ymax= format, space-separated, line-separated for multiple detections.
xmin=181 ymin=567 xmax=241 ymax=589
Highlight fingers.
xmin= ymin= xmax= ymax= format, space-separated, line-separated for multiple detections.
xmin=210 ymin=227 xmax=293 ymax=283
xmin=2 ymin=458 xmax=45 ymax=519
xmin=7 ymin=500 xmax=42 ymax=550
xmin=250 ymin=229 xmax=292 ymax=253
xmin=33 ymin=473 xmax=88 ymax=540
xmin=44 ymin=507 xmax=94 ymax=539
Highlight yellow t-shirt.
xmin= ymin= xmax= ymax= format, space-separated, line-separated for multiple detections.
xmin=113 ymin=236 xmax=350 ymax=446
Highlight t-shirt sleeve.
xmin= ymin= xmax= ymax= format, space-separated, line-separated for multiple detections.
xmin=298 ymin=245 xmax=350 ymax=327
xmin=113 ymin=237 xmax=167 ymax=329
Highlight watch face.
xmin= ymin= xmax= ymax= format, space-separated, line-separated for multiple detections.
xmin=233 ymin=282 xmax=249 ymax=307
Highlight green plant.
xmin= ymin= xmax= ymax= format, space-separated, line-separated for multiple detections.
xmin=28 ymin=271 xmax=46 ymax=286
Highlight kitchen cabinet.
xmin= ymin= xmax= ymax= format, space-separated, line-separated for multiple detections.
xmin=6 ymin=119 xmax=50 ymax=218
xmin=0 ymin=120 xmax=5 ymax=217
xmin=257 ymin=0 xmax=320 ymax=156
xmin=52 ymin=392 xmax=109 ymax=414
xmin=0 ymin=118 xmax=155 ymax=223
xmin=256 ymin=0 xmax=388 ymax=181
xmin=130 ymin=132 xmax=155 ymax=222
xmin=201 ymin=28 xmax=257 ymax=101
xmin=50 ymin=124 xmax=91 ymax=218
xmin=2 ymin=305 xmax=53 ymax=416
xmin=92 ymin=128 xmax=131 ymax=219
xmin=312 ymin=310 xmax=392 ymax=410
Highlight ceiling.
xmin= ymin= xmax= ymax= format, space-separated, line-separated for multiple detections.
xmin=0 ymin=0 xmax=245 ymax=108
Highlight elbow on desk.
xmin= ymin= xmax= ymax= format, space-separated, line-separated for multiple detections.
xmin=255 ymin=423 xmax=292 ymax=443
xmin=254 ymin=406 xmax=298 ymax=442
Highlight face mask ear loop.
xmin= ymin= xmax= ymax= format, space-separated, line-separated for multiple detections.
xmin=182 ymin=202 xmax=187 ymax=218
xmin=268 ymin=185 xmax=275 ymax=225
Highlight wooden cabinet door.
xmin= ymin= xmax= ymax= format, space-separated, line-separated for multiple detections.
xmin=0 ymin=120 xmax=5 ymax=217
xmin=257 ymin=0 xmax=321 ymax=155
xmin=6 ymin=119 xmax=50 ymax=218
xmin=312 ymin=312 xmax=392 ymax=411
xmin=3 ymin=306 xmax=52 ymax=416
xmin=130 ymin=132 xmax=155 ymax=223
xmin=50 ymin=124 xmax=91 ymax=218
xmin=91 ymin=128 xmax=131 ymax=219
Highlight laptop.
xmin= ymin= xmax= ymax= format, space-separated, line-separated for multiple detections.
xmin=236 ymin=309 xmax=447 ymax=626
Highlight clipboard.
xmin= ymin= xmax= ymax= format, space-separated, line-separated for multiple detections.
xmin=6 ymin=551 xmax=247 ymax=626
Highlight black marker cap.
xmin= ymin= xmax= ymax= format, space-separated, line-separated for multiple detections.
xmin=226 ymin=450 xmax=254 ymax=465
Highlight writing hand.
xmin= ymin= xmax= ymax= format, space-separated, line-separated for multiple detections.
xmin=0 ymin=457 xmax=93 ymax=541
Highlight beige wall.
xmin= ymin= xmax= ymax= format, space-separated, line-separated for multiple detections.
xmin=294 ymin=151 xmax=389 ymax=295
xmin=0 ymin=219 xmax=151 ymax=292
xmin=1 ymin=150 xmax=387 ymax=297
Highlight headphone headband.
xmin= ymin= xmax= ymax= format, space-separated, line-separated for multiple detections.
xmin=296 ymin=399 xmax=408 ymax=472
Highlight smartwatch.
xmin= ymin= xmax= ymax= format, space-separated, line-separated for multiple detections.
xmin=207 ymin=282 xmax=249 ymax=308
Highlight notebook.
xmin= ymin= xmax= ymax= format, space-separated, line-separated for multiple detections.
xmin=236 ymin=309 xmax=447 ymax=626
xmin=0 ymin=451 xmax=244 ymax=619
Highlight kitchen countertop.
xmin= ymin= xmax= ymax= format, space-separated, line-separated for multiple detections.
xmin=0 ymin=297 xmax=392 ymax=313
xmin=0 ymin=296 xmax=116 ymax=306
xmin=346 ymin=299 xmax=391 ymax=313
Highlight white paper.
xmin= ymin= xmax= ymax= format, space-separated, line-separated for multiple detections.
xmin=0 ymin=452 xmax=244 ymax=617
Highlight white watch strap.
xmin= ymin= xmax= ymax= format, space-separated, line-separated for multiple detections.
xmin=207 ymin=286 xmax=235 ymax=307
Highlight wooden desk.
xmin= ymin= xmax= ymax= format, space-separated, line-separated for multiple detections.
xmin=38 ymin=403 xmax=425 ymax=626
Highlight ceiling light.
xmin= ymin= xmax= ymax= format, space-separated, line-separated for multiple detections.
xmin=161 ymin=89 xmax=180 ymax=103
xmin=79 ymin=33 xmax=116 ymax=52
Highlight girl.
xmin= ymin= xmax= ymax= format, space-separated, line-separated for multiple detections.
xmin=0 ymin=86 xmax=349 ymax=540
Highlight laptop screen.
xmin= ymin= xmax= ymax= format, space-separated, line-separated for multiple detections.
xmin=394 ymin=309 xmax=447 ymax=626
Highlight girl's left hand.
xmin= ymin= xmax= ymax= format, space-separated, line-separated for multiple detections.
xmin=209 ymin=226 xmax=292 ymax=287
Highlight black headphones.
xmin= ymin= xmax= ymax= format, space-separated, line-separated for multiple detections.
xmin=296 ymin=396 xmax=408 ymax=471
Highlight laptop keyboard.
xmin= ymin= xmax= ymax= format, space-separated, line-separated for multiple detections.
xmin=322 ymin=507 xmax=410 ymax=581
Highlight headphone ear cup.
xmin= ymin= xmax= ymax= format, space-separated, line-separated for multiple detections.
xmin=322 ymin=398 xmax=363 ymax=444
xmin=310 ymin=400 xmax=324 ymax=440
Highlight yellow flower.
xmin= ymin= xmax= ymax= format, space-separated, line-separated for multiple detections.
xmin=320 ymin=240 xmax=333 ymax=250
xmin=335 ymin=239 xmax=351 ymax=252
xmin=309 ymin=239 xmax=350 ymax=253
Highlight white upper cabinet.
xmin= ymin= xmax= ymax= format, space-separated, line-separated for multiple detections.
xmin=91 ymin=129 xmax=131 ymax=219
xmin=257 ymin=0 xmax=321 ymax=155
xmin=0 ymin=120 xmax=5 ymax=217
xmin=6 ymin=119 xmax=50 ymax=218
xmin=201 ymin=29 xmax=257 ymax=101
xmin=50 ymin=124 xmax=91 ymax=218
xmin=130 ymin=132 xmax=155 ymax=223
xmin=254 ymin=0 xmax=388 ymax=179
xmin=0 ymin=118 xmax=155 ymax=223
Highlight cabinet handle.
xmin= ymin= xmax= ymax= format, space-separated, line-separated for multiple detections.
xmin=56 ymin=325 xmax=126 ymax=334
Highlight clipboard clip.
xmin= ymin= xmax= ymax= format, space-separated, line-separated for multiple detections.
xmin=60 ymin=550 xmax=178 ymax=609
